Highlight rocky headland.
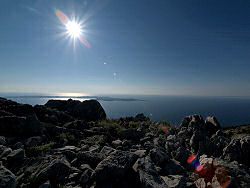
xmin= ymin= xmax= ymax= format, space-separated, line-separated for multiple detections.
xmin=0 ymin=97 xmax=249 ymax=188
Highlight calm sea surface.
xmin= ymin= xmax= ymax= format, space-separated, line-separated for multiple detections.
xmin=1 ymin=94 xmax=250 ymax=126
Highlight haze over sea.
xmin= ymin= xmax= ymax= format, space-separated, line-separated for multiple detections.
xmin=1 ymin=93 xmax=250 ymax=127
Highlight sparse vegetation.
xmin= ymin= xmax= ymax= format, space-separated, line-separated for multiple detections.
xmin=97 ymin=119 xmax=123 ymax=136
xmin=26 ymin=141 xmax=55 ymax=157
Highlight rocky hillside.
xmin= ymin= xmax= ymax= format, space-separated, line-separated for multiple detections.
xmin=0 ymin=97 xmax=249 ymax=188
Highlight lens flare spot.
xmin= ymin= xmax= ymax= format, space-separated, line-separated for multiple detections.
xmin=222 ymin=179 xmax=232 ymax=188
xmin=79 ymin=36 xmax=90 ymax=48
xmin=196 ymin=165 xmax=204 ymax=172
xmin=55 ymin=9 xmax=69 ymax=25
xmin=187 ymin=155 xmax=197 ymax=164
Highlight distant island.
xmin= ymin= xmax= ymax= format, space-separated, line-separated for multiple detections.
xmin=4 ymin=95 xmax=145 ymax=102
xmin=0 ymin=97 xmax=249 ymax=187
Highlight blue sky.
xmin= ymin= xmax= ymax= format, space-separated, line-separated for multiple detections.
xmin=0 ymin=0 xmax=250 ymax=96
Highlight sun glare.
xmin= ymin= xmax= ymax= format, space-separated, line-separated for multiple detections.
xmin=66 ymin=21 xmax=82 ymax=38
xmin=55 ymin=9 xmax=90 ymax=48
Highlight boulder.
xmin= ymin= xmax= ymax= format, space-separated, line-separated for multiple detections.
xmin=205 ymin=116 xmax=222 ymax=137
xmin=93 ymin=150 xmax=137 ymax=182
xmin=25 ymin=136 xmax=44 ymax=147
xmin=133 ymin=150 xmax=147 ymax=158
xmin=0 ymin=136 xmax=6 ymax=145
xmin=6 ymin=149 xmax=25 ymax=165
xmin=133 ymin=156 xmax=167 ymax=188
xmin=112 ymin=139 xmax=122 ymax=148
xmin=180 ymin=115 xmax=205 ymax=131
xmin=75 ymin=151 xmax=103 ymax=168
xmin=0 ymin=146 xmax=12 ymax=159
xmin=0 ymin=165 xmax=16 ymax=188
xmin=161 ymin=159 xmax=185 ymax=176
xmin=34 ymin=105 xmax=74 ymax=125
xmin=100 ymin=146 xmax=115 ymax=157
xmin=223 ymin=136 xmax=250 ymax=166
xmin=150 ymin=147 xmax=169 ymax=166
xmin=23 ymin=157 xmax=73 ymax=187
xmin=45 ymin=99 xmax=106 ymax=121
xmin=79 ymin=164 xmax=93 ymax=185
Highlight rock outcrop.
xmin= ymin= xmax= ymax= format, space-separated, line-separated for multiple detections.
xmin=45 ymin=99 xmax=106 ymax=121
xmin=0 ymin=98 xmax=249 ymax=188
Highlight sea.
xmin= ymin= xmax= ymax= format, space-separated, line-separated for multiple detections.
xmin=1 ymin=93 xmax=250 ymax=127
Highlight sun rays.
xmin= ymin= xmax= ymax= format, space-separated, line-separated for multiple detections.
xmin=55 ymin=9 xmax=90 ymax=49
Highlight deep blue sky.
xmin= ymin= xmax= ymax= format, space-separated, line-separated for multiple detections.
xmin=0 ymin=0 xmax=250 ymax=96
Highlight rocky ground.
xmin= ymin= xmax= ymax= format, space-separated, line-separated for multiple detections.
xmin=0 ymin=97 xmax=249 ymax=188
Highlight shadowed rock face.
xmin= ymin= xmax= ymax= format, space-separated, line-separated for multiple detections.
xmin=45 ymin=99 xmax=106 ymax=121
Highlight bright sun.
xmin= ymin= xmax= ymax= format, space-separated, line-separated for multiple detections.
xmin=66 ymin=21 xmax=82 ymax=38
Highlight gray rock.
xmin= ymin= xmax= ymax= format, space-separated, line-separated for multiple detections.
xmin=11 ymin=142 xmax=24 ymax=150
xmin=133 ymin=150 xmax=147 ymax=158
xmin=6 ymin=148 xmax=25 ymax=165
xmin=208 ymin=134 xmax=230 ymax=157
xmin=25 ymin=136 xmax=43 ymax=147
xmin=205 ymin=116 xmax=222 ymax=137
xmin=0 ymin=165 xmax=16 ymax=188
xmin=112 ymin=139 xmax=122 ymax=148
xmin=100 ymin=146 xmax=115 ymax=157
xmin=76 ymin=151 xmax=103 ymax=168
xmin=93 ymin=150 xmax=137 ymax=182
xmin=39 ymin=180 xmax=51 ymax=188
xmin=89 ymin=145 xmax=101 ymax=153
xmin=173 ymin=146 xmax=190 ymax=166
xmin=150 ymin=147 xmax=169 ymax=166
xmin=79 ymin=164 xmax=93 ymax=185
xmin=0 ymin=146 xmax=12 ymax=159
xmin=153 ymin=137 xmax=166 ymax=148
xmin=133 ymin=156 xmax=167 ymax=188
xmin=161 ymin=159 xmax=185 ymax=176
xmin=223 ymin=136 xmax=250 ymax=166
xmin=0 ymin=136 xmax=6 ymax=146
xmin=26 ymin=157 xmax=72 ymax=187
xmin=161 ymin=175 xmax=186 ymax=188
xmin=180 ymin=114 xmax=204 ymax=131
